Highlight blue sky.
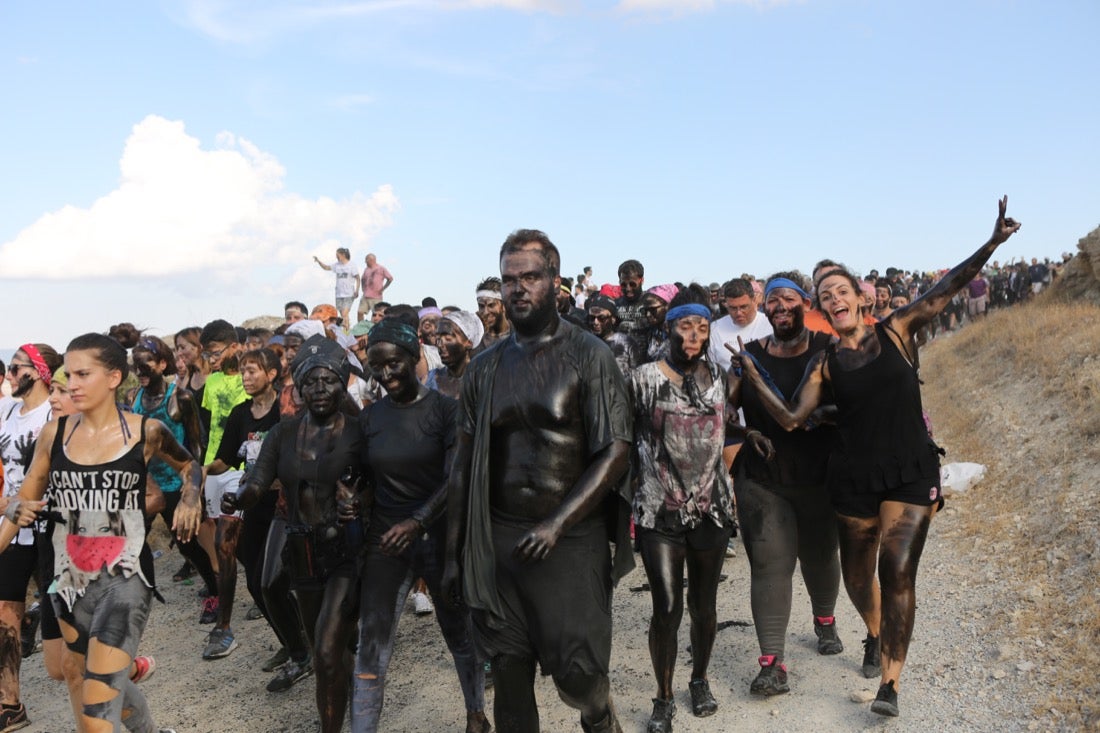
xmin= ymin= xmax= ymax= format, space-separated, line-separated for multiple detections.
xmin=2 ymin=0 xmax=1097 ymax=351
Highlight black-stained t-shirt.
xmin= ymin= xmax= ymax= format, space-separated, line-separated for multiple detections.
xmin=358 ymin=389 xmax=455 ymax=525
xmin=215 ymin=399 xmax=280 ymax=471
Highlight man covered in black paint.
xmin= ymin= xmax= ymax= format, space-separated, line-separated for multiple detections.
xmin=443 ymin=229 xmax=633 ymax=733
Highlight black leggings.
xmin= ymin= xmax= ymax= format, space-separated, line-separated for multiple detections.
xmin=238 ymin=492 xmax=276 ymax=615
xmin=260 ymin=517 xmax=310 ymax=662
xmin=158 ymin=491 xmax=218 ymax=595
xmin=637 ymin=522 xmax=729 ymax=700
xmin=735 ymin=473 xmax=840 ymax=661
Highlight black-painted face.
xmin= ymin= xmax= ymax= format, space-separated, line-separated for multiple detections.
xmin=500 ymin=249 xmax=559 ymax=334
xmin=640 ymin=293 xmax=668 ymax=328
xmin=132 ymin=350 xmax=166 ymax=388
xmin=434 ymin=320 xmax=470 ymax=369
xmin=366 ymin=341 xmax=419 ymax=403
xmin=419 ymin=315 xmax=440 ymax=342
xmin=587 ymin=308 xmax=615 ymax=338
xmin=619 ymin=274 xmax=643 ymax=303
xmin=668 ymin=315 xmax=710 ymax=365
xmin=283 ymin=335 xmax=303 ymax=367
xmin=300 ymin=366 xmax=345 ymax=418
xmin=6 ymin=351 xmax=38 ymax=398
xmin=764 ymin=288 xmax=808 ymax=341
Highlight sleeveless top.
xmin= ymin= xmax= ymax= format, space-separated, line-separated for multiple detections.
xmin=738 ymin=331 xmax=836 ymax=488
xmin=825 ymin=322 xmax=940 ymax=496
xmin=48 ymin=415 xmax=155 ymax=611
xmin=133 ymin=383 xmax=184 ymax=492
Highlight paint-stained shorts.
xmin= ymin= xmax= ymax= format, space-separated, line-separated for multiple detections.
xmin=471 ymin=515 xmax=612 ymax=679
xmin=52 ymin=572 xmax=151 ymax=656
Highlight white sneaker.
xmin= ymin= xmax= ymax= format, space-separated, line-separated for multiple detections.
xmin=412 ymin=591 xmax=434 ymax=616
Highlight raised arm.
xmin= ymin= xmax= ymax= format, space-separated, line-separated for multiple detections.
xmin=313 ymin=255 xmax=332 ymax=271
xmin=891 ymin=195 xmax=1021 ymax=340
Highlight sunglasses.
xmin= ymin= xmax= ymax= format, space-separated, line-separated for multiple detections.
xmin=8 ymin=362 xmax=36 ymax=377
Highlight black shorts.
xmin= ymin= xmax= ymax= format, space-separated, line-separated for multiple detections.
xmin=0 ymin=543 xmax=37 ymax=602
xmin=831 ymin=476 xmax=945 ymax=518
xmin=636 ymin=512 xmax=732 ymax=552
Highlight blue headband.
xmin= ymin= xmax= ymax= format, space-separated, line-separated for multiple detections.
xmin=665 ymin=304 xmax=712 ymax=322
xmin=764 ymin=277 xmax=811 ymax=301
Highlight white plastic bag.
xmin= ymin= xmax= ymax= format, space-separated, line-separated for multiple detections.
xmin=939 ymin=462 xmax=986 ymax=495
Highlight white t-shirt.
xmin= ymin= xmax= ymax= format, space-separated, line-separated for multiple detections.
xmin=707 ymin=312 xmax=774 ymax=372
xmin=0 ymin=399 xmax=52 ymax=546
xmin=331 ymin=261 xmax=359 ymax=299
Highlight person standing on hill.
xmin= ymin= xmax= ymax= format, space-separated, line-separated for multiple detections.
xmin=314 ymin=247 xmax=359 ymax=328
xmin=357 ymin=253 xmax=394 ymax=322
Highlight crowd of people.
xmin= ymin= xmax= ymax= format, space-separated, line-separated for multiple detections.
xmin=0 ymin=199 xmax=1028 ymax=733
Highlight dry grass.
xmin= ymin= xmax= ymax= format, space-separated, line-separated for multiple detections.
xmin=921 ymin=299 xmax=1100 ymax=730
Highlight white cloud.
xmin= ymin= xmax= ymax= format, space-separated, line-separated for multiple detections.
xmin=0 ymin=115 xmax=399 ymax=280
xmin=176 ymin=0 xmax=563 ymax=43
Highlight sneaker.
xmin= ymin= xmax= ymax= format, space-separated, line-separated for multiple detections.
xmin=199 ymin=596 xmax=219 ymax=625
xmin=202 ymin=628 xmax=239 ymax=660
xmin=813 ymin=615 xmax=844 ymax=655
xmin=645 ymin=697 xmax=675 ymax=733
xmin=861 ymin=634 xmax=882 ymax=679
xmin=0 ymin=702 xmax=29 ymax=732
xmin=688 ymin=678 xmax=717 ymax=717
xmin=245 ymin=605 xmax=265 ymax=621
xmin=131 ymin=656 xmax=156 ymax=684
xmin=870 ymin=679 xmax=899 ymax=717
xmin=412 ymin=591 xmax=434 ymax=616
xmin=267 ymin=657 xmax=314 ymax=692
xmin=724 ymin=538 xmax=737 ymax=558
xmin=20 ymin=604 xmax=40 ymax=658
xmin=262 ymin=647 xmax=290 ymax=673
xmin=749 ymin=655 xmax=789 ymax=697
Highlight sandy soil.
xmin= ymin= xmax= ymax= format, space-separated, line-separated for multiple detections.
xmin=16 ymin=507 xmax=1037 ymax=733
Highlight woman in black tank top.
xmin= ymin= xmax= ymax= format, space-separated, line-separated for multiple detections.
xmin=732 ymin=198 xmax=1021 ymax=718
xmin=3 ymin=333 xmax=202 ymax=733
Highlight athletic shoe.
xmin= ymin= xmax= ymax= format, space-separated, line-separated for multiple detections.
xmin=813 ymin=615 xmax=844 ymax=655
xmin=0 ymin=702 xmax=29 ymax=732
xmin=202 ymin=628 xmax=239 ymax=660
xmin=724 ymin=539 xmax=737 ymax=558
xmin=131 ymin=656 xmax=156 ymax=684
xmin=645 ymin=697 xmax=675 ymax=733
xmin=261 ymin=647 xmax=290 ymax=673
xmin=861 ymin=634 xmax=882 ymax=679
xmin=266 ymin=657 xmax=313 ymax=693
xmin=20 ymin=603 xmax=40 ymax=658
xmin=870 ymin=679 xmax=899 ymax=717
xmin=158 ymin=729 xmax=177 ymax=733
xmin=199 ymin=596 xmax=219 ymax=625
xmin=749 ymin=655 xmax=789 ymax=697
xmin=412 ymin=591 xmax=434 ymax=616
xmin=688 ymin=678 xmax=718 ymax=717
xmin=245 ymin=605 xmax=265 ymax=621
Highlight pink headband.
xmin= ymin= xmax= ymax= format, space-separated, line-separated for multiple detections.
xmin=19 ymin=343 xmax=52 ymax=388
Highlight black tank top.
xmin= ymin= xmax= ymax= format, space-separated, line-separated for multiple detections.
xmin=48 ymin=415 xmax=155 ymax=611
xmin=738 ymin=331 xmax=835 ymax=487
xmin=825 ymin=322 xmax=940 ymax=495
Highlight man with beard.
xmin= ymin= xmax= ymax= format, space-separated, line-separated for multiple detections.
xmin=725 ymin=272 xmax=843 ymax=697
xmin=586 ymin=294 xmax=638 ymax=378
xmin=614 ymin=259 xmax=647 ymax=337
xmin=443 ymin=229 xmax=633 ymax=733
xmin=474 ymin=277 xmax=511 ymax=354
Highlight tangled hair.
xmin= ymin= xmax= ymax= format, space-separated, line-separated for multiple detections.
xmin=667 ymin=282 xmax=712 ymax=311
xmin=499 ymin=230 xmax=560 ymax=277
xmin=476 ymin=276 xmax=502 ymax=294
xmin=813 ymin=268 xmax=864 ymax=310
xmin=238 ymin=347 xmax=281 ymax=375
xmin=107 ymin=323 xmax=142 ymax=350
xmin=67 ymin=333 xmax=129 ymax=380
xmin=132 ymin=335 xmax=178 ymax=376
xmin=200 ymin=319 xmax=239 ymax=346
xmin=617 ymin=259 xmax=644 ymax=279
xmin=721 ymin=278 xmax=754 ymax=300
